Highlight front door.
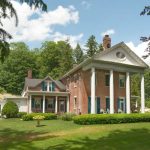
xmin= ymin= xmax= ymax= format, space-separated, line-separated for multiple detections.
xmin=118 ymin=98 xmax=125 ymax=113
xmin=59 ymin=100 xmax=66 ymax=113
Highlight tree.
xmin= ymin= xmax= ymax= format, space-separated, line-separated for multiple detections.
xmin=98 ymin=43 xmax=104 ymax=53
xmin=140 ymin=6 xmax=150 ymax=58
xmin=86 ymin=35 xmax=98 ymax=57
xmin=39 ymin=41 xmax=60 ymax=78
xmin=144 ymin=69 xmax=150 ymax=100
xmin=57 ymin=40 xmax=74 ymax=77
xmin=73 ymin=43 xmax=84 ymax=64
xmin=39 ymin=40 xmax=74 ymax=79
xmin=0 ymin=0 xmax=47 ymax=62
xmin=131 ymin=74 xmax=140 ymax=96
xmin=0 ymin=42 xmax=39 ymax=94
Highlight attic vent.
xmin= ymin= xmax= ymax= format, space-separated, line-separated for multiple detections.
xmin=116 ymin=52 xmax=126 ymax=60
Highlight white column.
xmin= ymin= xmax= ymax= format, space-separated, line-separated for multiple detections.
xmin=67 ymin=96 xmax=69 ymax=112
xmin=141 ymin=74 xmax=145 ymax=113
xmin=91 ymin=67 xmax=96 ymax=114
xmin=126 ymin=72 xmax=130 ymax=114
xmin=43 ymin=95 xmax=45 ymax=113
xmin=110 ymin=70 xmax=114 ymax=114
xmin=55 ymin=96 xmax=58 ymax=113
xmin=29 ymin=95 xmax=32 ymax=113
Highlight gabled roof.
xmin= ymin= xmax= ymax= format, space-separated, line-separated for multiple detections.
xmin=24 ymin=76 xmax=66 ymax=90
xmin=61 ymin=42 xmax=149 ymax=79
xmin=93 ymin=42 xmax=148 ymax=67
xmin=25 ymin=78 xmax=42 ymax=87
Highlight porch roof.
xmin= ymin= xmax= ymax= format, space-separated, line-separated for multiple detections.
xmin=27 ymin=91 xmax=69 ymax=96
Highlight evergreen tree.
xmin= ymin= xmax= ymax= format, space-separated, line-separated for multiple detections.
xmin=86 ymin=35 xmax=98 ymax=57
xmin=97 ymin=43 xmax=104 ymax=53
xmin=73 ymin=43 xmax=84 ymax=64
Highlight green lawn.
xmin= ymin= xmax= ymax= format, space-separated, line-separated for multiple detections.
xmin=0 ymin=119 xmax=150 ymax=150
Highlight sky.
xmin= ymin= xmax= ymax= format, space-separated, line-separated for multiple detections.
xmin=2 ymin=0 xmax=150 ymax=64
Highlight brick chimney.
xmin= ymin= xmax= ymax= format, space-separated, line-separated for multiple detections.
xmin=27 ymin=69 xmax=32 ymax=79
xmin=103 ymin=35 xmax=111 ymax=50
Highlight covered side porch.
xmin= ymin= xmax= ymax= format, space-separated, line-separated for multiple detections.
xmin=28 ymin=91 xmax=69 ymax=114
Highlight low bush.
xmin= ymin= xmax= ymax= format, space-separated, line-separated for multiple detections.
xmin=22 ymin=113 xmax=57 ymax=121
xmin=2 ymin=101 xmax=19 ymax=118
xmin=17 ymin=112 xmax=27 ymax=118
xmin=60 ymin=113 xmax=76 ymax=121
xmin=73 ymin=113 xmax=150 ymax=125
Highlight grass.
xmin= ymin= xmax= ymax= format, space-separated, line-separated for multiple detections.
xmin=0 ymin=119 xmax=150 ymax=150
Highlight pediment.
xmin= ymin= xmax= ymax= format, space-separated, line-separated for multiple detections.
xmin=94 ymin=42 xmax=148 ymax=68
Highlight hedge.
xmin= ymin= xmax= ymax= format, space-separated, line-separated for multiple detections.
xmin=60 ymin=113 xmax=76 ymax=121
xmin=17 ymin=112 xmax=27 ymax=118
xmin=73 ymin=113 xmax=150 ymax=125
xmin=22 ymin=113 xmax=57 ymax=121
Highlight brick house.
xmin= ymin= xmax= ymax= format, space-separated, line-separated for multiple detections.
xmin=0 ymin=35 xmax=148 ymax=114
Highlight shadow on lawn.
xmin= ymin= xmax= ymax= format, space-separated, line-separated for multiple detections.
xmin=47 ymin=128 xmax=150 ymax=150
xmin=0 ymin=128 xmax=57 ymax=150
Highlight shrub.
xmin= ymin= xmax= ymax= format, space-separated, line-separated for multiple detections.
xmin=60 ymin=113 xmax=76 ymax=121
xmin=33 ymin=115 xmax=45 ymax=127
xmin=73 ymin=113 xmax=150 ymax=125
xmin=2 ymin=101 xmax=19 ymax=118
xmin=17 ymin=112 xmax=27 ymax=118
xmin=22 ymin=113 xmax=57 ymax=121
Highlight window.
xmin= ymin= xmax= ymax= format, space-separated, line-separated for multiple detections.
xmin=35 ymin=99 xmax=41 ymax=109
xmin=116 ymin=52 xmax=126 ymax=59
xmin=47 ymin=100 xmax=54 ymax=109
xmin=105 ymin=74 xmax=110 ymax=86
xmin=49 ymin=82 xmax=55 ymax=92
xmin=74 ymin=97 xmax=77 ymax=109
xmin=119 ymin=75 xmax=125 ymax=88
xmin=118 ymin=98 xmax=125 ymax=112
xmin=42 ymin=81 xmax=47 ymax=91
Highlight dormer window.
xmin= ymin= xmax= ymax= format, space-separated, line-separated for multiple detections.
xmin=42 ymin=81 xmax=47 ymax=91
xmin=49 ymin=82 xmax=55 ymax=92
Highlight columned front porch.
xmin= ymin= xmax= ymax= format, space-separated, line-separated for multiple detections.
xmin=90 ymin=67 xmax=145 ymax=114
xmin=28 ymin=92 xmax=69 ymax=114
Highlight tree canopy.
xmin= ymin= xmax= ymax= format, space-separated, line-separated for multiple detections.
xmin=0 ymin=42 xmax=39 ymax=94
xmin=86 ymin=35 xmax=98 ymax=57
xmin=73 ymin=43 xmax=84 ymax=64
xmin=0 ymin=0 xmax=47 ymax=62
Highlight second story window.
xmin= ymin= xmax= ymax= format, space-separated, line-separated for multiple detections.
xmin=105 ymin=74 xmax=110 ymax=86
xmin=49 ymin=82 xmax=55 ymax=92
xmin=119 ymin=74 xmax=125 ymax=88
xmin=42 ymin=81 xmax=47 ymax=91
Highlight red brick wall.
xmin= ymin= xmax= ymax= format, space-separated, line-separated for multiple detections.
xmin=62 ymin=69 xmax=126 ymax=114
